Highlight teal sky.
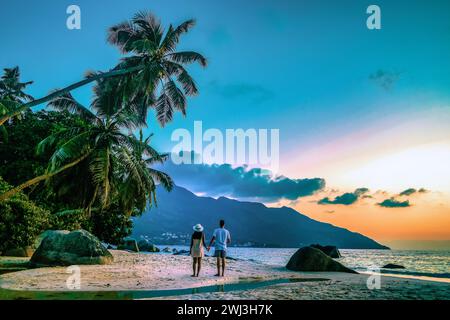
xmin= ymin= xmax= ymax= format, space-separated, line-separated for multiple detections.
xmin=2 ymin=0 xmax=450 ymax=243
xmin=1 ymin=0 xmax=449 ymax=183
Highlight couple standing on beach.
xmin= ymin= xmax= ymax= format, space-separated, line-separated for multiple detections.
xmin=190 ymin=219 xmax=231 ymax=277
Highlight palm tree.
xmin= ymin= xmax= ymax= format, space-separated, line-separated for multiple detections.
xmin=0 ymin=78 xmax=173 ymax=213
xmin=0 ymin=66 xmax=34 ymax=103
xmin=117 ymin=129 xmax=173 ymax=214
xmin=0 ymin=67 xmax=34 ymax=140
xmin=107 ymin=11 xmax=207 ymax=126
xmin=0 ymin=11 xmax=206 ymax=127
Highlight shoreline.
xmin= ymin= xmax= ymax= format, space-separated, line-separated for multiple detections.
xmin=1 ymin=251 xmax=449 ymax=300
xmin=359 ymin=271 xmax=450 ymax=284
xmin=158 ymin=245 xmax=450 ymax=283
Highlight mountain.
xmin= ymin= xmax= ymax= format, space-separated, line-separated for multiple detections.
xmin=131 ymin=185 xmax=389 ymax=249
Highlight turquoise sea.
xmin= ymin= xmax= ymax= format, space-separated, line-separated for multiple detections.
xmin=159 ymin=246 xmax=450 ymax=281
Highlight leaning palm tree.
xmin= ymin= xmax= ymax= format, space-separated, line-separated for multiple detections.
xmin=0 ymin=78 xmax=173 ymax=212
xmin=0 ymin=11 xmax=206 ymax=127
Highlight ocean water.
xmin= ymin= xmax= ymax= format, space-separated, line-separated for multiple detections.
xmin=159 ymin=246 xmax=450 ymax=281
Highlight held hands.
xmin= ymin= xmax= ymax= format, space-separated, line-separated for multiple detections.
xmin=207 ymin=246 xmax=211 ymax=252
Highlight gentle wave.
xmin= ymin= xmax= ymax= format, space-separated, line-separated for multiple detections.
xmin=157 ymin=245 xmax=450 ymax=280
xmin=378 ymin=269 xmax=450 ymax=279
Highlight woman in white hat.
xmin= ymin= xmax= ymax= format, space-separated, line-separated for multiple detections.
xmin=190 ymin=224 xmax=207 ymax=277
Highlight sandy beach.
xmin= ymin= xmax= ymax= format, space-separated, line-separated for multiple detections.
xmin=0 ymin=250 xmax=449 ymax=300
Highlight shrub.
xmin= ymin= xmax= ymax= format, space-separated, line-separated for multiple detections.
xmin=0 ymin=177 xmax=50 ymax=253
xmin=90 ymin=206 xmax=134 ymax=245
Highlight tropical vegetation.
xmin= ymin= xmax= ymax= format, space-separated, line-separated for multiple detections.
xmin=0 ymin=177 xmax=50 ymax=254
xmin=0 ymin=11 xmax=206 ymax=247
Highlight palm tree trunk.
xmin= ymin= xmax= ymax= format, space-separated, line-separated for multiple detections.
xmin=0 ymin=65 xmax=145 ymax=126
xmin=0 ymin=152 xmax=91 ymax=201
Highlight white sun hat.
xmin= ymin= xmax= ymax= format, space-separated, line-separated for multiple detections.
xmin=193 ymin=224 xmax=204 ymax=232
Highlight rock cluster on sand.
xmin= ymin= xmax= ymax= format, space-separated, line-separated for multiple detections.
xmin=310 ymin=244 xmax=341 ymax=258
xmin=382 ymin=263 xmax=405 ymax=269
xmin=0 ymin=230 xmax=59 ymax=258
xmin=30 ymin=230 xmax=113 ymax=266
xmin=173 ymin=249 xmax=190 ymax=256
xmin=2 ymin=247 xmax=34 ymax=257
xmin=117 ymin=239 xmax=139 ymax=252
xmin=137 ymin=239 xmax=160 ymax=252
xmin=286 ymin=246 xmax=357 ymax=273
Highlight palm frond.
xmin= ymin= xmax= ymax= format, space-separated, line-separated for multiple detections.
xmin=116 ymin=147 xmax=145 ymax=191
xmin=162 ymin=61 xmax=198 ymax=95
xmin=155 ymin=91 xmax=173 ymax=126
xmin=47 ymin=92 xmax=97 ymax=122
xmin=107 ymin=21 xmax=140 ymax=54
xmin=112 ymin=107 xmax=145 ymax=129
xmin=166 ymin=51 xmax=207 ymax=67
xmin=0 ymin=99 xmax=22 ymax=114
xmin=144 ymin=153 xmax=169 ymax=165
xmin=89 ymin=147 xmax=112 ymax=208
xmin=48 ymin=131 xmax=92 ymax=172
xmin=160 ymin=19 xmax=196 ymax=54
xmin=36 ymin=128 xmax=72 ymax=155
xmin=147 ymin=168 xmax=173 ymax=191
xmin=165 ymin=79 xmax=187 ymax=115
xmin=132 ymin=11 xmax=164 ymax=46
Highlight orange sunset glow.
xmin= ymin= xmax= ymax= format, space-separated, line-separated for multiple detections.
xmin=275 ymin=104 xmax=450 ymax=246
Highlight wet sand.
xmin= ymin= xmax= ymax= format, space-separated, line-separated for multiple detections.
xmin=1 ymin=251 xmax=449 ymax=300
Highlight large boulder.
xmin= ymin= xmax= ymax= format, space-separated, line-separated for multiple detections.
xmin=33 ymin=230 xmax=57 ymax=249
xmin=30 ymin=230 xmax=113 ymax=266
xmin=117 ymin=239 xmax=139 ymax=252
xmin=286 ymin=246 xmax=357 ymax=273
xmin=310 ymin=244 xmax=341 ymax=258
xmin=137 ymin=239 xmax=160 ymax=252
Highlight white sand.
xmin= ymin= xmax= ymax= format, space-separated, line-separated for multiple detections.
xmin=1 ymin=251 xmax=449 ymax=299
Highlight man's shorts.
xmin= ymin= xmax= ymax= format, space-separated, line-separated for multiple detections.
xmin=214 ymin=249 xmax=227 ymax=258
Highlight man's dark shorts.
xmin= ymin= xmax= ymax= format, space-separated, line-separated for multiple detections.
xmin=214 ymin=249 xmax=227 ymax=258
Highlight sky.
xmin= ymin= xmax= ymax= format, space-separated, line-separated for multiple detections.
xmin=1 ymin=0 xmax=449 ymax=248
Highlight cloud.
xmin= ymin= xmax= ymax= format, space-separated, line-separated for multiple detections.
xmin=399 ymin=187 xmax=428 ymax=196
xmin=318 ymin=188 xmax=369 ymax=205
xmin=399 ymin=188 xmax=417 ymax=196
xmin=159 ymin=159 xmax=325 ymax=202
xmin=378 ymin=198 xmax=411 ymax=208
xmin=369 ymin=69 xmax=401 ymax=90
xmin=209 ymin=81 xmax=274 ymax=103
